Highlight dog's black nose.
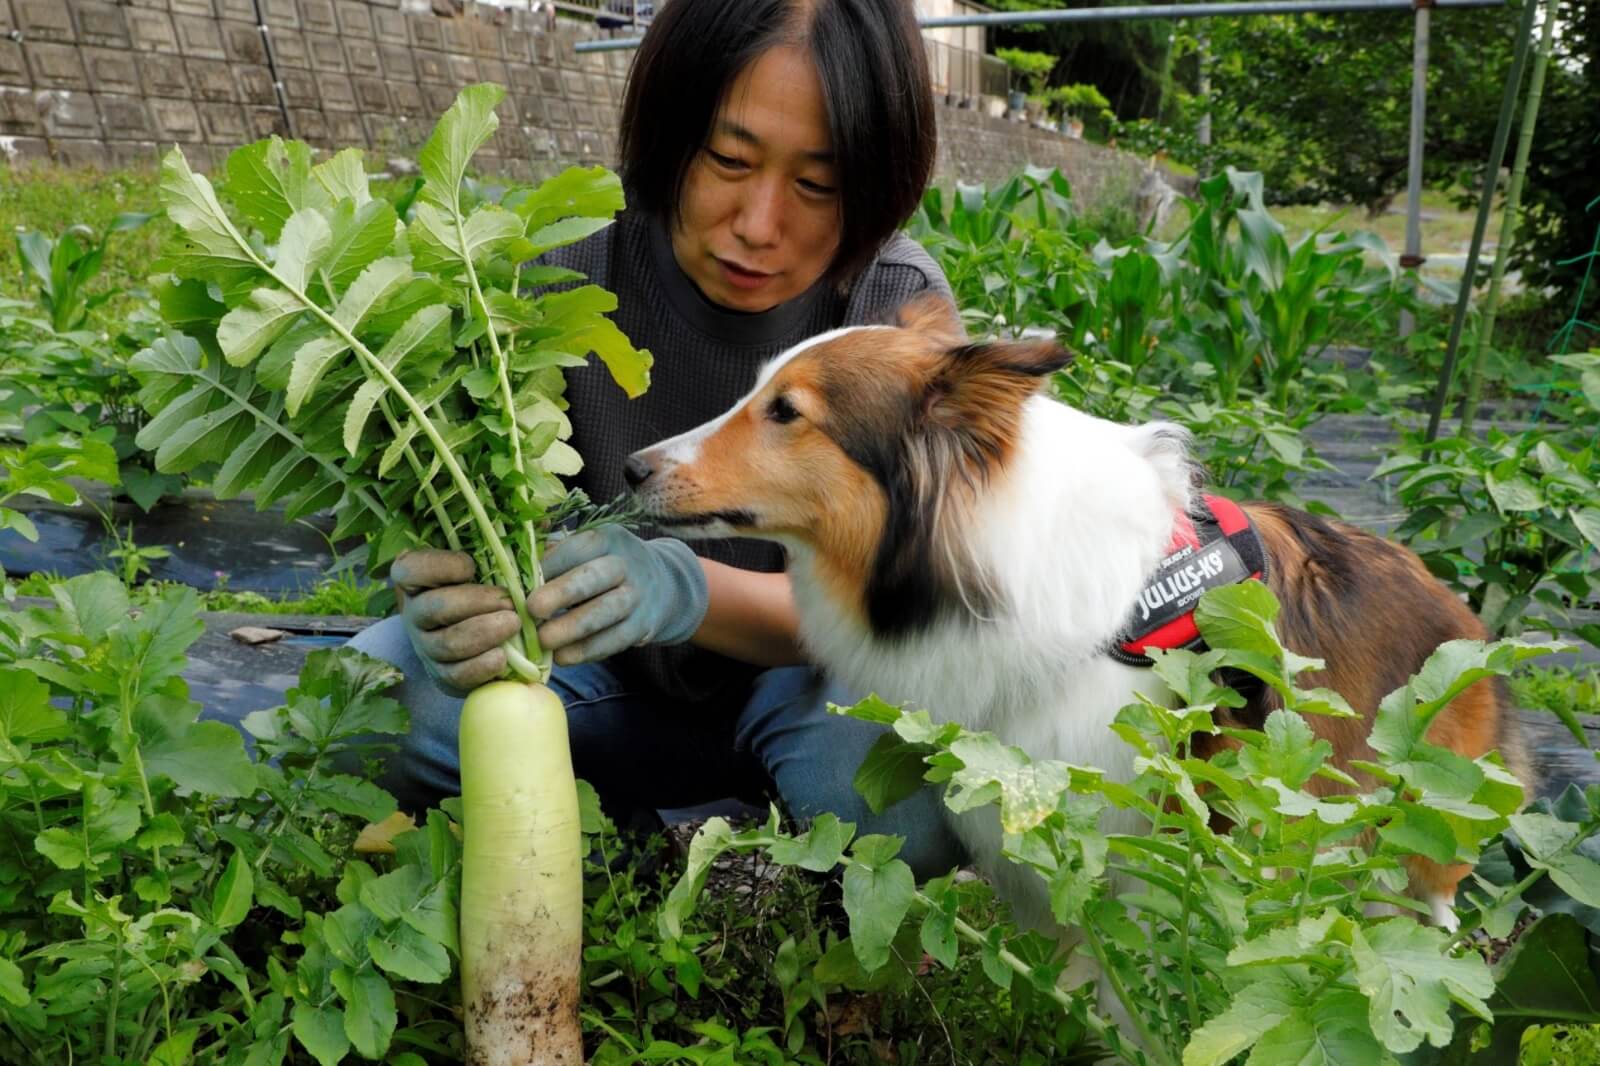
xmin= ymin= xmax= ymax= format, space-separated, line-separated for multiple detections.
xmin=622 ymin=454 xmax=653 ymax=489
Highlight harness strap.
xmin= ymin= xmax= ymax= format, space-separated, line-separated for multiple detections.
xmin=1108 ymin=494 xmax=1269 ymax=668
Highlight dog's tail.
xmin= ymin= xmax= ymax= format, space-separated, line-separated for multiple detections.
xmin=1123 ymin=421 xmax=1199 ymax=515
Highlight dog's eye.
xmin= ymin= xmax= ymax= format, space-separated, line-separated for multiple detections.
xmin=766 ymin=394 xmax=800 ymax=425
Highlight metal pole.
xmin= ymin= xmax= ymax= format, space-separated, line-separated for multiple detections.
xmin=1421 ymin=0 xmax=1539 ymax=446
xmin=574 ymin=0 xmax=1505 ymax=52
xmin=1398 ymin=2 xmax=1430 ymax=338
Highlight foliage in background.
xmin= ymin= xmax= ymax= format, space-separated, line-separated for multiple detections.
xmin=1191 ymin=6 xmax=1517 ymax=214
xmin=2 ymin=219 xmax=184 ymax=511
xmin=909 ymin=166 xmax=1404 ymax=509
xmin=1379 ymin=352 xmax=1600 ymax=645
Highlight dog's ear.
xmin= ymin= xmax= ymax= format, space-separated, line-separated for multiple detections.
xmin=894 ymin=292 xmax=967 ymax=343
xmin=920 ymin=339 xmax=1073 ymax=461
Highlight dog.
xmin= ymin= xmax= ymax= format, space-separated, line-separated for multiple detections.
xmin=622 ymin=292 xmax=1529 ymax=939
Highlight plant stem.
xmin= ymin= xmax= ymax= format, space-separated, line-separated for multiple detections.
xmin=376 ymin=398 xmax=462 ymax=552
xmin=104 ymin=927 xmax=123 ymax=1061
xmin=1177 ymin=840 xmax=1200 ymax=1031
xmin=454 ymin=210 xmax=548 ymax=660
xmin=222 ymin=225 xmax=546 ymax=677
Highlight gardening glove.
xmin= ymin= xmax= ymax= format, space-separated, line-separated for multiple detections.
xmin=530 ymin=526 xmax=709 ymax=667
xmin=391 ymin=549 xmax=522 ymax=697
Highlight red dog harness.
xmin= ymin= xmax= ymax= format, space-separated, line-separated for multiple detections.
xmin=1109 ymin=495 xmax=1269 ymax=667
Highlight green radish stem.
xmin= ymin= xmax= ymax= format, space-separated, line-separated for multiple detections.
xmin=459 ymin=680 xmax=584 ymax=1066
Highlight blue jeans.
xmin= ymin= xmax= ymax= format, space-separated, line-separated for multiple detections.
xmin=348 ymin=617 xmax=965 ymax=880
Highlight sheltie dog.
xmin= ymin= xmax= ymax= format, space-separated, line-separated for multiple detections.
xmin=622 ymin=292 xmax=1528 ymax=937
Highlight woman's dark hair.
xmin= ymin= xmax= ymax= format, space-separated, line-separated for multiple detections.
xmin=618 ymin=0 xmax=936 ymax=285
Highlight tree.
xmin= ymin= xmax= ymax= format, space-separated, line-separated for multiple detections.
xmin=1192 ymin=4 xmax=1516 ymax=212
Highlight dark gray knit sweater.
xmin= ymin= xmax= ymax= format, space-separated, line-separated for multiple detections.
xmin=545 ymin=208 xmax=952 ymax=706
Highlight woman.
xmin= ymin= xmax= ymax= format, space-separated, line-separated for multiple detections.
xmin=354 ymin=0 xmax=964 ymax=878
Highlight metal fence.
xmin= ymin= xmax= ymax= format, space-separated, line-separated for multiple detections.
xmin=547 ymin=0 xmax=655 ymax=29
xmin=925 ymin=39 xmax=1009 ymax=103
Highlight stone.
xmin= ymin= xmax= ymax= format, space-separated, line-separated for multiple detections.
xmin=199 ymin=100 xmax=248 ymax=143
xmin=408 ymin=13 xmax=442 ymax=51
xmin=476 ymin=58 xmax=506 ymax=90
xmin=245 ymin=104 xmax=287 ymax=139
xmin=261 ymin=0 xmax=300 ymax=30
xmin=0 ymin=40 xmax=23 ymax=83
xmin=345 ymin=38 xmax=380 ymax=77
xmin=223 ymin=23 xmax=267 ymax=65
xmin=50 ymin=137 xmax=109 ymax=167
xmin=150 ymin=96 xmax=203 ymax=140
xmin=305 ymin=32 xmax=346 ymax=72
xmin=0 ymin=85 xmax=41 ymax=134
xmin=125 ymin=8 xmax=179 ymax=55
xmin=288 ymin=106 xmax=325 ymax=142
xmin=413 ymin=49 xmax=448 ymax=84
xmin=439 ymin=17 xmax=470 ymax=55
xmin=39 ymin=89 xmax=101 ymax=138
xmin=234 ymin=64 xmax=276 ymax=106
xmin=335 ymin=0 xmax=372 ymax=39
xmin=298 ymin=0 xmax=336 ymax=35
xmin=82 ymin=46 xmax=141 ymax=95
xmin=14 ymin=0 xmax=74 ymax=43
xmin=229 ymin=626 xmax=288 ymax=645
xmin=186 ymin=58 xmax=237 ymax=102
xmin=446 ymin=53 xmax=476 ymax=87
xmin=215 ymin=0 xmax=258 ymax=21
xmin=544 ymin=96 xmax=569 ymax=130
xmin=318 ymin=72 xmax=356 ymax=110
xmin=352 ymin=76 xmax=386 ymax=112
xmin=420 ymin=81 xmax=454 ymax=116
xmin=26 ymin=43 xmax=89 ymax=91
xmin=377 ymin=43 xmax=413 ymax=81
xmin=266 ymin=27 xmax=307 ymax=68
xmin=386 ymin=78 xmax=423 ymax=117
xmin=278 ymin=67 xmax=317 ymax=109
xmin=170 ymin=0 xmax=217 ymax=16
xmin=322 ymin=108 xmax=363 ymax=147
xmin=106 ymin=139 xmax=158 ymax=166
xmin=75 ymin=2 xmax=132 ymax=48
xmin=95 ymin=92 xmax=152 ymax=139
xmin=506 ymin=59 xmax=537 ymax=93
xmin=372 ymin=8 xmax=407 ymax=45
xmin=137 ymin=52 xmax=189 ymax=98
xmin=0 ymin=134 xmax=50 ymax=163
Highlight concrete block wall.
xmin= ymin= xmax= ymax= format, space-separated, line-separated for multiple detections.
xmin=0 ymin=0 xmax=627 ymax=178
xmin=0 ymin=0 xmax=1153 ymax=213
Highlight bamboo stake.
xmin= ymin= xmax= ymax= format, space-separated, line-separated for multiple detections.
xmin=1459 ymin=1 xmax=1560 ymax=435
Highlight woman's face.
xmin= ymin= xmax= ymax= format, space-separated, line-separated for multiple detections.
xmin=671 ymin=45 xmax=842 ymax=313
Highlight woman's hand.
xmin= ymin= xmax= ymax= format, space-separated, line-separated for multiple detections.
xmin=392 ymin=550 xmax=521 ymax=695
xmin=531 ymin=527 xmax=709 ymax=666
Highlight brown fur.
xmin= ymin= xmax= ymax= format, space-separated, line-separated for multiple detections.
xmin=1189 ymin=503 xmax=1531 ymax=905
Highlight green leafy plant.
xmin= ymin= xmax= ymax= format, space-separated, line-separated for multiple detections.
xmin=0 ymin=432 xmax=120 ymax=548
xmin=660 ymin=582 xmax=1577 ymax=1066
xmin=995 ymin=47 xmax=1057 ymax=101
xmin=1378 ymin=422 xmax=1600 ymax=647
xmin=129 ymin=82 xmax=651 ymax=1060
xmin=14 ymin=216 xmax=153 ymax=334
xmin=0 ymin=572 xmax=466 ymax=1063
